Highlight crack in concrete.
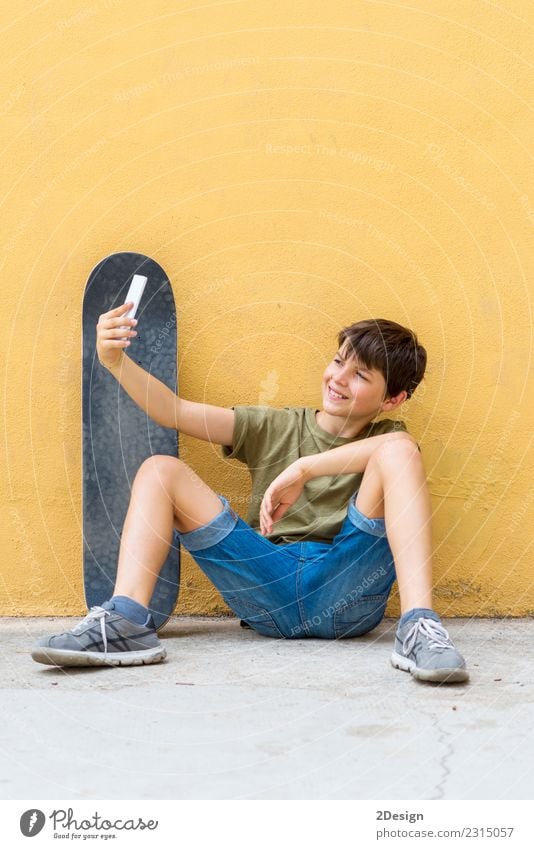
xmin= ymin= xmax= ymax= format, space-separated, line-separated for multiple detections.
xmin=430 ymin=723 xmax=455 ymax=800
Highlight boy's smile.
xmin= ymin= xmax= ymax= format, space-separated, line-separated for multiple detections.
xmin=317 ymin=345 xmax=406 ymax=439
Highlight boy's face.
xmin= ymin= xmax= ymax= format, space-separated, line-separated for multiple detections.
xmin=321 ymin=343 xmax=405 ymax=421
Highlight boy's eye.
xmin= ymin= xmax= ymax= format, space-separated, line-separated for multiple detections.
xmin=333 ymin=358 xmax=367 ymax=379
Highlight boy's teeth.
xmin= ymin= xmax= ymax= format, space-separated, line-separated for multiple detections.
xmin=329 ymin=387 xmax=347 ymax=399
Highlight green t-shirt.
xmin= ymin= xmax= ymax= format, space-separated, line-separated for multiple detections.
xmin=220 ymin=406 xmax=408 ymax=545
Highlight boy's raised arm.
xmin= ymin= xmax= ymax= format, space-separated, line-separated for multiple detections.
xmin=97 ymin=303 xmax=235 ymax=446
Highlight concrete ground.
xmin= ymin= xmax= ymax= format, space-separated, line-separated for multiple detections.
xmin=1 ymin=616 xmax=532 ymax=800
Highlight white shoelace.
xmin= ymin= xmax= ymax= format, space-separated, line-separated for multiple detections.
xmin=71 ymin=606 xmax=111 ymax=656
xmin=402 ymin=617 xmax=453 ymax=655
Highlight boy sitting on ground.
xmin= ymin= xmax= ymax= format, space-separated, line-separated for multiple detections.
xmin=32 ymin=307 xmax=468 ymax=684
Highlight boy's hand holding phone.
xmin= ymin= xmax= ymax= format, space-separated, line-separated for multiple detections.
xmin=96 ymin=302 xmax=138 ymax=370
xmin=96 ymin=274 xmax=147 ymax=369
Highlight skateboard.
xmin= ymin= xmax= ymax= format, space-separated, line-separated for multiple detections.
xmin=82 ymin=252 xmax=180 ymax=629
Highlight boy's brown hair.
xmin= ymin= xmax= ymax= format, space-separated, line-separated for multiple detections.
xmin=337 ymin=318 xmax=427 ymax=400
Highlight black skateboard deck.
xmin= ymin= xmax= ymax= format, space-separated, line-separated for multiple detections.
xmin=82 ymin=252 xmax=180 ymax=629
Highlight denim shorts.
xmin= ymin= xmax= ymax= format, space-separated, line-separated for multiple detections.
xmin=172 ymin=493 xmax=396 ymax=639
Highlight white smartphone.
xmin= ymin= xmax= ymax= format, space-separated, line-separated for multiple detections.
xmin=120 ymin=274 xmax=147 ymax=340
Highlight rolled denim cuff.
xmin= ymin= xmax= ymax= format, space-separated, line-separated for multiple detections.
xmin=347 ymin=493 xmax=387 ymax=538
xmin=174 ymin=495 xmax=238 ymax=552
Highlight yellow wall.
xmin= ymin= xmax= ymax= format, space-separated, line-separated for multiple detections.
xmin=1 ymin=1 xmax=532 ymax=618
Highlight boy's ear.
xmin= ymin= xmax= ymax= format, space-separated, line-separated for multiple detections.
xmin=380 ymin=390 xmax=408 ymax=411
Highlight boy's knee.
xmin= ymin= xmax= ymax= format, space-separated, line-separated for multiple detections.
xmin=139 ymin=454 xmax=187 ymax=477
xmin=371 ymin=433 xmax=420 ymax=464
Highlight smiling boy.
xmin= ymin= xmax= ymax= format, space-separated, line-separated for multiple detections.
xmin=32 ymin=309 xmax=468 ymax=683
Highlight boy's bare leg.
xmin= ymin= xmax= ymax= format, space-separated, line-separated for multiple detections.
xmin=354 ymin=437 xmax=433 ymax=614
xmin=355 ymin=437 xmax=468 ymax=682
xmin=114 ymin=455 xmax=224 ymax=606
xmin=31 ymin=456 xmax=223 ymax=667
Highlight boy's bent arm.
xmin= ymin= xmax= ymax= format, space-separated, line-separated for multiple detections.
xmin=299 ymin=431 xmax=418 ymax=481
xmin=106 ymin=354 xmax=235 ymax=445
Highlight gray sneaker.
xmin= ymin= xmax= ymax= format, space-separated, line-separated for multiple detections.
xmin=391 ymin=616 xmax=469 ymax=683
xmin=31 ymin=601 xmax=166 ymax=667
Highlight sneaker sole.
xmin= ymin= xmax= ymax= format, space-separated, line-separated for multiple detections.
xmin=391 ymin=651 xmax=469 ymax=683
xmin=31 ymin=646 xmax=166 ymax=667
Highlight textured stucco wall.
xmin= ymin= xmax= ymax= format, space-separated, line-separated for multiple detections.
xmin=1 ymin=1 xmax=532 ymax=617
